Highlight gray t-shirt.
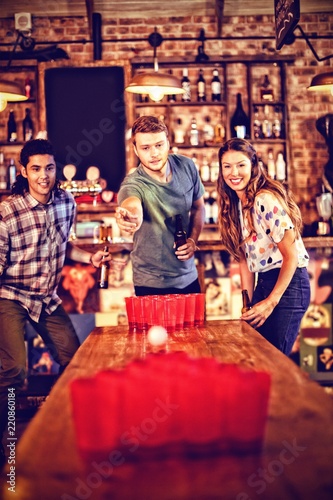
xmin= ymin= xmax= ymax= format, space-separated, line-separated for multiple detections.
xmin=118 ymin=154 xmax=205 ymax=289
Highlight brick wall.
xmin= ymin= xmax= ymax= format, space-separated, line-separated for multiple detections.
xmin=1 ymin=11 xmax=332 ymax=223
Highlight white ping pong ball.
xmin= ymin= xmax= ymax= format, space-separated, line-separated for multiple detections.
xmin=147 ymin=326 xmax=168 ymax=346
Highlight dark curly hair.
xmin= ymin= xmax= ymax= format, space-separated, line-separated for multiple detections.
xmin=12 ymin=139 xmax=62 ymax=196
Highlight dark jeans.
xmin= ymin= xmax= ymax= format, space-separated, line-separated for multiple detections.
xmin=0 ymin=299 xmax=79 ymax=440
xmin=135 ymin=278 xmax=201 ymax=296
xmin=252 ymin=267 xmax=310 ymax=356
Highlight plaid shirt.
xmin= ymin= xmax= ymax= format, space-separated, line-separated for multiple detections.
xmin=0 ymin=189 xmax=76 ymax=322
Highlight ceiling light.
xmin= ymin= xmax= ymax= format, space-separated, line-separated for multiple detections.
xmin=307 ymin=71 xmax=333 ymax=96
xmin=0 ymin=79 xmax=27 ymax=112
xmin=125 ymin=28 xmax=184 ymax=102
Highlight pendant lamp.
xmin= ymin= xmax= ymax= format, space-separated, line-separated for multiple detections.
xmin=125 ymin=28 xmax=184 ymax=102
xmin=0 ymin=79 xmax=28 ymax=112
xmin=307 ymin=72 xmax=333 ymax=95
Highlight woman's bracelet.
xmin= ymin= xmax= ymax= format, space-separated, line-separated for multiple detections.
xmin=188 ymin=238 xmax=199 ymax=251
xmin=89 ymin=254 xmax=99 ymax=268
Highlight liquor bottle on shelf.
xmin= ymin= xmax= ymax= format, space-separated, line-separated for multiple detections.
xmin=167 ymin=70 xmax=177 ymax=102
xmin=260 ymin=74 xmax=274 ymax=102
xmin=189 ymin=117 xmax=199 ymax=146
xmin=211 ymin=68 xmax=221 ymax=102
xmin=0 ymin=151 xmax=7 ymax=190
xmin=7 ymin=110 xmax=17 ymax=143
xmin=275 ymin=152 xmax=286 ymax=182
xmin=272 ymin=106 xmax=282 ymax=139
xmin=181 ymin=68 xmax=191 ymax=102
xmin=210 ymin=160 xmax=219 ymax=183
xmin=23 ymin=108 xmax=34 ymax=142
xmin=191 ymin=153 xmax=200 ymax=172
xmin=174 ymin=214 xmax=187 ymax=250
xmin=262 ymin=105 xmax=272 ymax=139
xmin=200 ymin=155 xmax=211 ymax=182
xmin=203 ymin=116 xmax=214 ymax=144
xmin=197 ymin=69 xmax=206 ymax=102
xmin=257 ymin=152 xmax=266 ymax=172
xmin=203 ymin=191 xmax=212 ymax=224
xmin=214 ymin=113 xmax=226 ymax=144
xmin=173 ymin=118 xmax=185 ymax=144
xmin=230 ymin=93 xmax=249 ymax=139
xmin=210 ymin=190 xmax=219 ymax=223
xmin=25 ymin=78 xmax=32 ymax=99
xmin=98 ymin=245 xmax=110 ymax=289
xmin=253 ymin=106 xmax=263 ymax=139
xmin=267 ymin=150 xmax=276 ymax=179
xmin=241 ymin=290 xmax=252 ymax=313
xmin=8 ymin=158 xmax=17 ymax=189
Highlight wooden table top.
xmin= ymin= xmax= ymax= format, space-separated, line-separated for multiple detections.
xmin=2 ymin=320 xmax=333 ymax=500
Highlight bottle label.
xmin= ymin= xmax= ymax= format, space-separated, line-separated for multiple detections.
xmin=234 ymin=125 xmax=246 ymax=139
xmin=211 ymin=81 xmax=221 ymax=95
xmin=198 ymin=81 xmax=205 ymax=97
xmin=182 ymin=83 xmax=191 ymax=101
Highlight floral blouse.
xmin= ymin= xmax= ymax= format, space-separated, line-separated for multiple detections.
xmin=239 ymin=191 xmax=309 ymax=273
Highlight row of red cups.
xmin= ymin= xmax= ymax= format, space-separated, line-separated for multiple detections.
xmin=125 ymin=293 xmax=205 ymax=333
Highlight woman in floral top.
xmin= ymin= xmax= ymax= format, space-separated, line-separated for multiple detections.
xmin=217 ymin=138 xmax=310 ymax=355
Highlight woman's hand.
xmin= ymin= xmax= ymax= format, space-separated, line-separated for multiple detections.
xmin=241 ymin=298 xmax=277 ymax=328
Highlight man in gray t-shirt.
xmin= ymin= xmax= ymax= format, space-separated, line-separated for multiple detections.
xmin=116 ymin=115 xmax=205 ymax=296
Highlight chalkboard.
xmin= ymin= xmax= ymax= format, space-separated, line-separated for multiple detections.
xmin=45 ymin=66 xmax=126 ymax=192
xmin=274 ymin=0 xmax=300 ymax=50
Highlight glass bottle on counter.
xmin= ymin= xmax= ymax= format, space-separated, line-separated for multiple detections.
xmin=197 ymin=69 xmax=206 ymax=102
xmin=98 ymin=246 xmax=110 ymax=289
xmin=0 ymin=151 xmax=7 ymax=190
xmin=7 ymin=110 xmax=17 ymax=143
xmin=181 ymin=68 xmax=191 ymax=102
xmin=267 ymin=150 xmax=276 ymax=180
xmin=241 ymin=290 xmax=252 ymax=313
xmin=211 ymin=68 xmax=221 ymax=101
xmin=174 ymin=214 xmax=187 ymax=250
xmin=230 ymin=93 xmax=249 ymax=139
xmin=8 ymin=158 xmax=17 ymax=189
xmin=23 ymin=108 xmax=34 ymax=142
xmin=275 ymin=152 xmax=286 ymax=182
xmin=189 ymin=117 xmax=199 ymax=146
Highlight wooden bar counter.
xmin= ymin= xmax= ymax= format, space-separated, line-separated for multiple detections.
xmin=2 ymin=321 xmax=333 ymax=500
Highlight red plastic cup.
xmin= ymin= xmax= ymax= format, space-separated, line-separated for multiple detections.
xmin=125 ymin=296 xmax=137 ymax=332
xmin=133 ymin=296 xmax=147 ymax=332
xmin=174 ymin=294 xmax=185 ymax=330
xmin=184 ymin=294 xmax=196 ymax=327
xmin=194 ymin=293 xmax=205 ymax=326
xmin=150 ymin=296 xmax=165 ymax=328
xmin=142 ymin=296 xmax=154 ymax=328
xmin=163 ymin=296 xmax=177 ymax=333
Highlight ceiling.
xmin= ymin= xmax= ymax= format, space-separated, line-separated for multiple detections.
xmin=1 ymin=0 xmax=332 ymax=20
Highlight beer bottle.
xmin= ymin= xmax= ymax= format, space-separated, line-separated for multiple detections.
xmin=98 ymin=246 xmax=109 ymax=289
xmin=174 ymin=214 xmax=187 ymax=250
xmin=241 ymin=290 xmax=252 ymax=313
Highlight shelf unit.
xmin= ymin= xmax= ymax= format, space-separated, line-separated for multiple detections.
xmin=129 ymin=55 xmax=294 ymax=226
xmin=0 ymin=65 xmax=39 ymax=192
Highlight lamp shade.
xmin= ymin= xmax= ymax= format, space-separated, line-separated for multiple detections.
xmin=307 ymin=72 xmax=333 ymax=93
xmin=125 ymin=71 xmax=184 ymax=102
xmin=0 ymin=79 xmax=28 ymax=112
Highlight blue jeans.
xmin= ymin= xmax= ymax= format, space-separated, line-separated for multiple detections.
xmin=252 ymin=267 xmax=310 ymax=356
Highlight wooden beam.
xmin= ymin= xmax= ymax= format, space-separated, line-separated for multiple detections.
xmin=85 ymin=0 xmax=94 ymax=38
xmin=215 ymin=0 xmax=224 ymax=37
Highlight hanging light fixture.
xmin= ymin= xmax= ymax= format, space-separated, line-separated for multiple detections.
xmin=307 ymin=71 xmax=333 ymax=96
xmin=0 ymin=79 xmax=27 ymax=112
xmin=125 ymin=28 xmax=184 ymax=102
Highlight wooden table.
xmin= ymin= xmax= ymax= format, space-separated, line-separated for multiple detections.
xmin=2 ymin=321 xmax=333 ymax=500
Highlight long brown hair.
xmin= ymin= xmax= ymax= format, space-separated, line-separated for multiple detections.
xmin=217 ymin=138 xmax=303 ymax=261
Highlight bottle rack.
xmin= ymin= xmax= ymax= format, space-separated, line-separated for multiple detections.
xmin=130 ymin=56 xmax=294 ymax=226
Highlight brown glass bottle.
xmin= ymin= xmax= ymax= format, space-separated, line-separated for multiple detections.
xmin=174 ymin=214 xmax=187 ymax=250
xmin=98 ymin=245 xmax=109 ymax=289
xmin=241 ymin=290 xmax=252 ymax=313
